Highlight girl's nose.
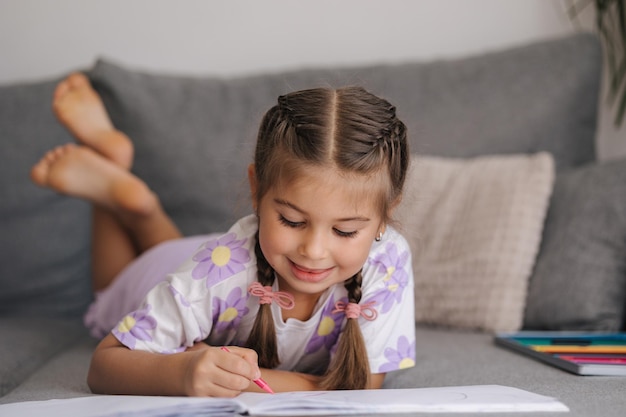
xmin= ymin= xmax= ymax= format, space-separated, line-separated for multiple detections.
xmin=299 ymin=228 xmax=327 ymax=260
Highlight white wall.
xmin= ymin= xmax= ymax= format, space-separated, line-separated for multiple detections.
xmin=1 ymin=0 xmax=623 ymax=158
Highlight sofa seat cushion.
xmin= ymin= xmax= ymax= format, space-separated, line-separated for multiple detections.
xmin=0 ymin=318 xmax=87 ymax=397
xmin=3 ymin=325 xmax=625 ymax=417
xmin=384 ymin=326 xmax=626 ymax=417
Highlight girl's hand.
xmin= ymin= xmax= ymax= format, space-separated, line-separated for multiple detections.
xmin=182 ymin=344 xmax=261 ymax=397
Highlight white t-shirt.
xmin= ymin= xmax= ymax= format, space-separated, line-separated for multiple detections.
xmin=112 ymin=215 xmax=416 ymax=375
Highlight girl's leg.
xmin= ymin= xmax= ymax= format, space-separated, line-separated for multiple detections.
xmin=90 ymin=207 xmax=139 ymax=292
xmin=31 ymin=144 xmax=182 ymax=291
xmin=52 ymin=73 xmax=139 ymax=291
xmin=34 ymin=73 xmax=181 ymax=291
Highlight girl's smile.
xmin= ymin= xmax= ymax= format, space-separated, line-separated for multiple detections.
xmin=289 ymin=260 xmax=335 ymax=283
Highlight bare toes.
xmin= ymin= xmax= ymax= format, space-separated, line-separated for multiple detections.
xmin=66 ymin=72 xmax=90 ymax=89
xmin=53 ymin=79 xmax=70 ymax=102
xmin=31 ymin=144 xmax=77 ymax=187
xmin=30 ymin=161 xmax=49 ymax=186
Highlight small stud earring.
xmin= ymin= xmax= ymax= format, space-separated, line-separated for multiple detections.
xmin=375 ymin=231 xmax=383 ymax=242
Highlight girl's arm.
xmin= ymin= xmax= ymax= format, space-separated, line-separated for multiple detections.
xmin=368 ymin=373 xmax=386 ymax=389
xmin=186 ymin=342 xmax=322 ymax=392
xmin=248 ymin=369 xmax=386 ymax=392
xmin=188 ymin=342 xmax=387 ymax=393
xmin=87 ymin=334 xmax=262 ymax=397
xmin=248 ymin=368 xmax=321 ymax=392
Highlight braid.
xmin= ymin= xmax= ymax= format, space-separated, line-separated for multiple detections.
xmin=344 ymin=271 xmax=363 ymax=304
xmin=245 ymin=231 xmax=280 ymax=369
xmin=372 ymin=109 xmax=409 ymax=208
xmin=320 ymin=270 xmax=371 ymax=390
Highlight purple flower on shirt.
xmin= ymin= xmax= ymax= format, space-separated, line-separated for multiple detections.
xmin=305 ymin=297 xmax=345 ymax=354
xmin=212 ymin=287 xmax=249 ymax=332
xmin=112 ymin=304 xmax=157 ymax=350
xmin=192 ymin=233 xmax=250 ymax=288
xmin=368 ymin=242 xmax=410 ymax=313
xmin=378 ymin=335 xmax=416 ymax=373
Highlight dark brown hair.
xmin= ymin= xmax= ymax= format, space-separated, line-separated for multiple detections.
xmin=245 ymin=86 xmax=408 ymax=389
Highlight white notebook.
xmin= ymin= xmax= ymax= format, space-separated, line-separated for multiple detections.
xmin=0 ymin=385 xmax=569 ymax=416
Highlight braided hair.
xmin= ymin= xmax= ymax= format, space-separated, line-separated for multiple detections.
xmin=245 ymin=86 xmax=408 ymax=389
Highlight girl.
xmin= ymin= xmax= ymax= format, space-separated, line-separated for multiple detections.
xmin=31 ymin=73 xmax=416 ymax=397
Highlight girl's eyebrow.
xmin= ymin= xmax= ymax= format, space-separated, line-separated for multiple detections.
xmin=273 ymin=198 xmax=371 ymax=222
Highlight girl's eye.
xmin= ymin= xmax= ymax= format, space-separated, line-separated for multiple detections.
xmin=334 ymin=228 xmax=358 ymax=238
xmin=278 ymin=215 xmax=304 ymax=228
xmin=278 ymin=215 xmax=358 ymax=238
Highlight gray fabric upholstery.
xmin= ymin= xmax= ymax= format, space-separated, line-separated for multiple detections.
xmin=0 ymin=318 xmax=86 ymax=397
xmin=385 ymin=326 xmax=626 ymax=417
xmin=89 ymin=33 xmax=600 ymax=239
xmin=524 ymin=158 xmax=626 ymax=331
xmin=0 ymin=333 xmax=96 ymax=404
xmin=0 ymin=79 xmax=92 ymax=319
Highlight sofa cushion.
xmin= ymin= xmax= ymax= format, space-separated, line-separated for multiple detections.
xmin=0 ymin=78 xmax=92 ymax=319
xmin=3 ymin=326 xmax=626 ymax=415
xmin=89 ymin=33 xmax=600 ymax=237
xmin=396 ymin=153 xmax=554 ymax=332
xmin=0 ymin=318 xmax=87 ymax=397
xmin=524 ymin=158 xmax=626 ymax=331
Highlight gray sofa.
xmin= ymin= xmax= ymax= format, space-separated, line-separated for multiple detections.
xmin=2 ymin=33 xmax=626 ymax=416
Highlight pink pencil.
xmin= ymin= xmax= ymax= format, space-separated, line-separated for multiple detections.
xmin=558 ymin=355 xmax=626 ymax=365
xmin=220 ymin=347 xmax=275 ymax=394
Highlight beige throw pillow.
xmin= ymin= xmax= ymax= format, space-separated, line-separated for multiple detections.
xmin=395 ymin=153 xmax=554 ymax=332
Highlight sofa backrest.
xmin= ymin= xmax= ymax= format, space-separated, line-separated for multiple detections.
xmin=0 ymin=33 xmax=602 ymax=319
xmin=0 ymin=79 xmax=92 ymax=317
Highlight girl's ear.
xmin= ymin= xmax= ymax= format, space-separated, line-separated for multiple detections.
xmin=387 ymin=195 xmax=403 ymax=218
xmin=379 ymin=195 xmax=402 ymax=236
xmin=248 ymin=164 xmax=258 ymax=211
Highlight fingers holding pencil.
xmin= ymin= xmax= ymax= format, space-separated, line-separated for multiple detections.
xmin=221 ymin=346 xmax=274 ymax=393
xmin=182 ymin=345 xmax=263 ymax=397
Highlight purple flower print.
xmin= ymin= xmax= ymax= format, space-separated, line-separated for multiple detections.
xmin=112 ymin=304 xmax=157 ymax=350
xmin=192 ymin=233 xmax=250 ymax=288
xmin=378 ymin=335 xmax=416 ymax=373
xmin=368 ymin=242 xmax=410 ymax=313
xmin=212 ymin=287 xmax=249 ymax=333
xmin=305 ymin=297 xmax=345 ymax=354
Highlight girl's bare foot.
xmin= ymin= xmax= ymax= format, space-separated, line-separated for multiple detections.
xmin=31 ymin=143 xmax=155 ymax=216
xmin=53 ymin=73 xmax=134 ymax=169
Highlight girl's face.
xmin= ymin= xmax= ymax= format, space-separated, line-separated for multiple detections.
xmin=252 ymin=166 xmax=385 ymax=303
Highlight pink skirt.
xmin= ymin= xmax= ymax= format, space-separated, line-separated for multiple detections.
xmin=83 ymin=234 xmax=217 ymax=338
